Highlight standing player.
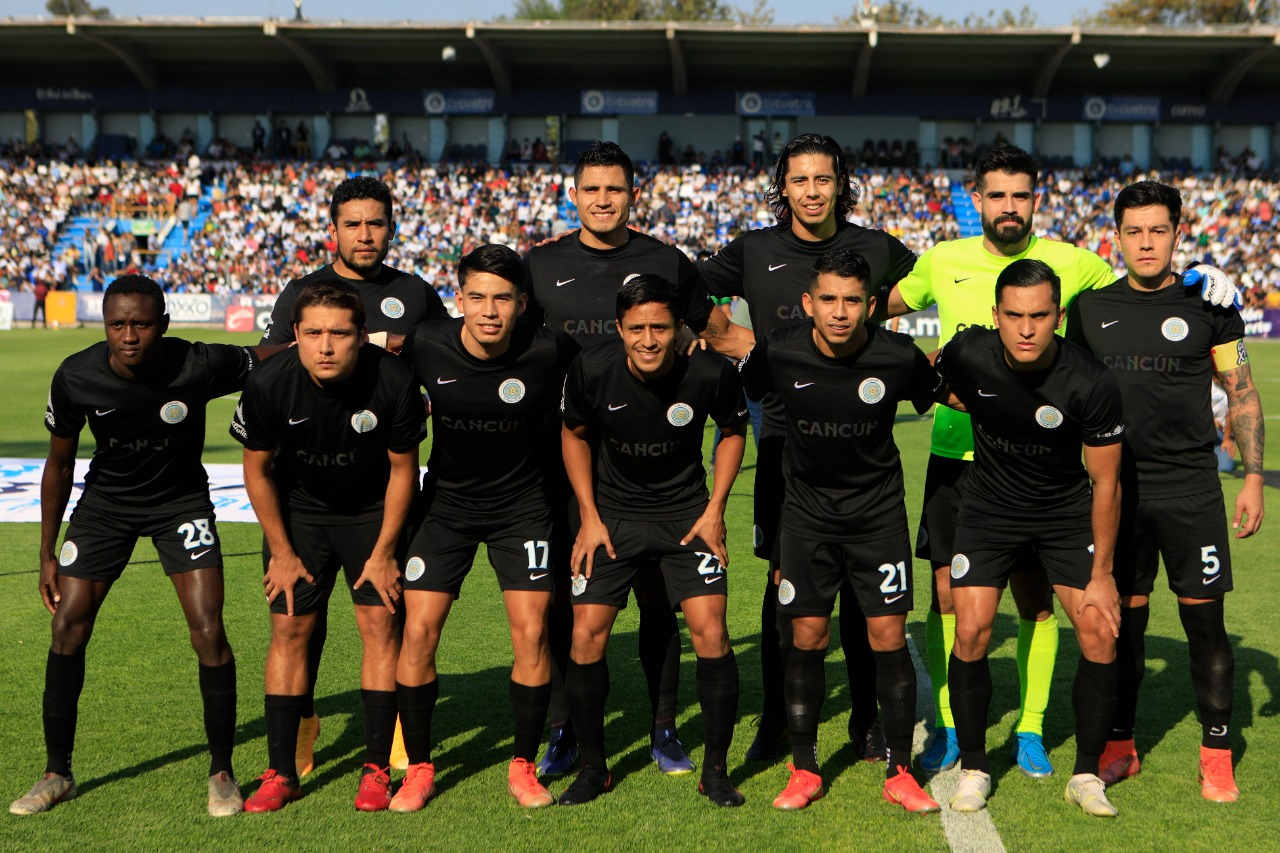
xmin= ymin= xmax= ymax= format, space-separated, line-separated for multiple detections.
xmin=260 ymin=176 xmax=447 ymax=775
xmin=232 ymin=282 xmax=426 ymax=813
xmin=10 ymin=275 xmax=277 ymax=817
xmin=883 ymin=143 xmax=1239 ymax=777
xmin=699 ymin=133 xmax=917 ymax=760
xmin=1066 ymin=181 xmax=1264 ymax=802
xmin=523 ymin=141 xmax=731 ymax=777
xmin=937 ymin=259 xmax=1125 ymax=817
xmin=738 ymin=249 xmax=942 ymax=813
xmin=389 ymin=245 xmax=578 ymax=811
xmin=557 ymin=276 xmax=748 ymax=807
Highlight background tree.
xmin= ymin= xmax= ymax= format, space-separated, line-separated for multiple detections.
xmin=511 ymin=0 xmax=773 ymax=22
xmin=1086 ymin=0 xmax=1276 ymax=25
xmin=46 ymin=0 xmax=111 ymax=18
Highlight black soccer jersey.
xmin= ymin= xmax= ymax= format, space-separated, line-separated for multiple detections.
xmin=45 ymin=339 xmax=257 ymax=507
xmin=738 ymin=323 xmax=940 ymax=542
xmin=936 ymin=327 xmax=1125 ymax=515
xmin=230 ymin=346 xmax=426 ymax=523
xmin=698 ymin=221 xmax=917 ymax=427
xmin=260 ymin=264 xmax=448 ymax=343
xmin=524 ymin=231 xmax=712 ymax=349
xmin=1066 ymin=276 xmax=1246 ymax=498
xmin=401 ymin=316 xmax=579 ymax=521
xmin=561 ymin=346 xmax=748 ymax=521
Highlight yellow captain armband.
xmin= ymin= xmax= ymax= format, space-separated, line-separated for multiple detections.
xmin=1211 ymin=339 xmax=1249 ymax=372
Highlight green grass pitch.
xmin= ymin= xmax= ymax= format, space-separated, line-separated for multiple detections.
xmin=0 ymin=327 xmax=1276 ymax=851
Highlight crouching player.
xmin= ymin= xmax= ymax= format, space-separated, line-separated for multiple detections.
xmin=939 ymin=259 xmax=1126 ymax=817
xmin=231 ymin=281 xmax=426 ymax=812
xmin=737 ymin=248 xmax=942 ymax=813
xmin=389 ymin=245 xmax=579 ymax=810
xmin=558 ymin=275 xmax=748 ymax=807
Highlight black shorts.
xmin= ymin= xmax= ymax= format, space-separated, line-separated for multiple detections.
xmin=58 ymin=493 xmax=222 ymax=582
xmin=949 ymin=504 xmax=1095 ymax=591
xmin=1114 ymin=489 xmax=1233 ymax=598
xmin=777 ymin=529 xmax=914 ymax=617
xmin=264 ymin=516 xmax=390 ymax=615
xmin=404 ymin=511 xmax=555 ymax=596
xmin=571 ymin=516 xmax=726 ymax=609
xmin=915 ymin=454 xmax=969 ymax=565
xmin=752 ymin=427 xmax=785 ymax=563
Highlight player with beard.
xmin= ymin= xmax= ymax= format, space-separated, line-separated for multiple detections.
xmin=10 ymin=275 xmax=281 ymax=817
xmin=698 ymin=133 xmax=917 ymax=762
xmin=522 ymin=142 xmax=741 ymax=778
xmin=260 ymin=176 xmax=447 ymax=776
xmin=1066 ymin=181 xmax=1264 ymax=803
xmin=882 ymin=144 xmax=1239 ymax=778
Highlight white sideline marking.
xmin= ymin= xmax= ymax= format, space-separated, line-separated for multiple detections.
xmin=906 ymin=630 xmax=1006 ymax=853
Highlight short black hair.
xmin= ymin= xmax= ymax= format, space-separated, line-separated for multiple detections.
xmin=329 ymin=176 xmax=394 ymax=224
xmin=808 ymin=247 xmax=871 ymax=293
xmin=995 ymin=258 xmax=1061 ymax=307
xmin=293 ymin=280 xmax=366 ymax=330
xmin=104 ymin=274 xmax=165 ymax=316
xmin=1114 ymin=180 xmax=1182 ymax=228
xmin=615 ymin=274 xmax=680 ymax=323
xmin=574 ymin=141 xmax=635 ymax=190
xmin=767 ymin=134 xmax=858 ymax=225
xmin=457 ymin=243 xmax=524 ymax=292
xmin=974 ymin=143 xmax=1039 ymax=192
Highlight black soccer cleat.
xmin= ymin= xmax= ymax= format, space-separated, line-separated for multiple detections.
xmin=745 ymin=717 xmax=787 ymax=761
xmin=698 ymin=766 xmax=745 ymax=808
xmin=557 ymin=765 xmax=612 ymax=806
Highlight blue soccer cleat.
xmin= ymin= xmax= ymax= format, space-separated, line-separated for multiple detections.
xmin=920 ymin=726 xmax=959 ymax=774
xmin=1014 ymin=732 xmax=1054 ymax=778
xmin=650 ymin=727 xmax=695 ymax=775
xmin=536 ymin=725 xmax=579 ymax=777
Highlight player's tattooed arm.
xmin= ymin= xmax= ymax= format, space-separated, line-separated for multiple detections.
xmin=699 ymin=306 xmax=755 ymax=360
xmin=39 ymin=433 xmax=79 ymax=614
xmin=1219 ymin=361 xmax=1265 ymax=536
xmin=562 ymin=422 xmax=615 ymax=578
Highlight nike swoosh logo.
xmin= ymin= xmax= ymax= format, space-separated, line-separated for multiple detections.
xmin=288 ymin=417 xmax=309 ymax=426
xmin=608 ymin=403 xmax=627 ymax=411
xmin=883 ymin=594 xmax=904 ymax=604
xmin=436 ymin=378 xmax=458 ymax=385
xmin=768 ymin=263 xmax=786 ymax=272
xmin=556 ymin=278 xmax=575 ymax=287
xmin=794 ymin=381 xmax=815 ymax=389
xmin=1203 ymin=575 xmax=1221 ymax=585
xmin=529 ymin=573 xmax=549 ymax=581
xmin=1102 ymin=320 xmax=1120 ymax=328
xmin=94 ymin=409 xmax=116 ymax=416
xmin=191 ymin=549 xmax=211 ymax=560
xmin=704 ymin=576 xmax=723 ymax=584
xmin=978 ymin=390 xmax=997 ymax=397
xmin=954 ymin=277 xmax=970 ymax=283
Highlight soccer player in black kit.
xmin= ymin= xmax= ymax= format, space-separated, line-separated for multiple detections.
xmin=389 ymin=245 xmax=578 ymax=811
xmin=1067 ymin=181 xmax=1264 ymax=803
xmin=699 ymin=134 xmax=917 ymax=761
xmin=523 ymin=141 xmax=731 ymax=777
xmin=557 ymin=276 xmax=748 ymax=807
xmin=737 ymin=248 xmax=942 ymax=813
xmin=10 ymin=275 xmax=280 ymax=818
xmin=260 ymin=176 xmax=447 ymax=776
xmin=937 ymin=259 xmax=1126 ymax=817
xmin=233 ymin=282 xmax=426 ymax=813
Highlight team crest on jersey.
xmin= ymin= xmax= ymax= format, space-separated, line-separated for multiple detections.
xmin=351 ymin=410 xmax=379 ymax=433
xmin=858 ymin=377 xmax=886 ymax=405
xmin=572 ymin=575 xmax=588 ymax=596
xmin=58 ymin=541 xmax=78 ymax=567
xmin=1035 ymin=406 xmax=1063 ymax=429
xmin=950 ymin=554 xmax=970 ymax=579
xmin=1161 ymin=317 xmax=1188 ymax=342
xmin=405 ymin=557 xmax=425 ymax=582
xmin=160 ymin=401 xmax=189 ymax=424
xmin=499 ymin=378 xmax=526 ymax=404
xmin=777 ymin=579 xmax=796 ymax=606
xmin=381 ymin=297 xmax=405 ymax=319
xmin=916 ymin=526 xmax=929 ymax=549
xmin=667 ymin=403 xmax=694 ymax=427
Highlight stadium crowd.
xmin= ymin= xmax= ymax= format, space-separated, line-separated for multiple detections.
xmin=1 ymin=150 xmax=1278 ymax=305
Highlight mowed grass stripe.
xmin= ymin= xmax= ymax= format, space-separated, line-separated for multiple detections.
xmin=1 ymin=328 xmax=1276 ymax=852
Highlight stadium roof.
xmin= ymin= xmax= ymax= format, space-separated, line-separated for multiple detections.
xmin=0 ymin=17 xmax=1277 ymax=104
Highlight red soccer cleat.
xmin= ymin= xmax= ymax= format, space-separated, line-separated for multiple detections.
xmin=244 ymin=769 xmax=300 ymax=813
xmin=883 ymin=767 xmax=941 ymax=813
xmin=354 ymin=764 xmax=392 ymax=812
xmin=772 ymin=763 xmax=824 ymax=810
